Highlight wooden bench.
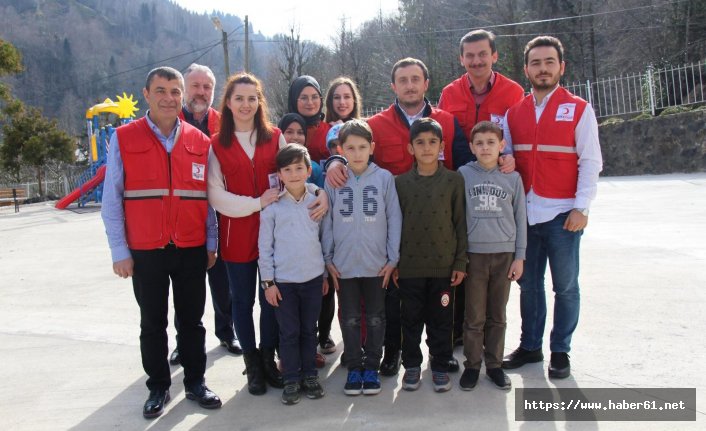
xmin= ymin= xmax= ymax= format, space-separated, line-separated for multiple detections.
xmin=0 ymin=188 xmax=27 ymax=212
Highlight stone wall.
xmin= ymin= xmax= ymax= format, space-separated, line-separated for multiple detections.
xmin=598 ymin=110 xmax=706 ymax=176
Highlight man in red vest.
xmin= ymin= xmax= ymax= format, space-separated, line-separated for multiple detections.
xmin=501 ymin=36 xmax=603 ymax=379
xmin=438 ymin=30 xmax=524 ymax=344
xmin=170 ymin=64 xmax=242 ymax=366
xmin=326 ymin=58 xmax=466 ymax=376
xmin=102 ymin=67 xmax=222 ymax=418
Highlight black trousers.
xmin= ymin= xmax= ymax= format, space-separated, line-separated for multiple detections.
xmin=132 ymin=245 xmax=207 ymax=391
xmin=384 ymin=283 xmax=402 ymax=350
xmin=174 ymin=253 xmax=235 ymax=342
xmin=399 ymin=277 xmax=455 ymax=372
xmin=317 ymin=274 xmax=336 ymax=344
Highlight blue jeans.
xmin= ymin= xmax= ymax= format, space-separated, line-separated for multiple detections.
xmin=225 ymin=260 xmax=278 ymax=353
xmin=274 ymin=276 xmax=323 ymax=382
xmin=519 ymin=211 xmax=582 ymax=353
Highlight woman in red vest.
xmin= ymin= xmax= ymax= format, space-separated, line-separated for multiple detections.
xmin=208 ymin=73 xmax=287 ymax=396
xmin=324 ymin=76 xmax=362 ymax=124
xmin=287 ymin=75 xmax=331 ymax=166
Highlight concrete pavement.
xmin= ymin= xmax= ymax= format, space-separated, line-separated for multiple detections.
xmin=0 ymin=173 xmax=704 ymax=430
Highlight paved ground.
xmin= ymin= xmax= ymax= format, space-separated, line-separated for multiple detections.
xmin=1 ymin=173 xmax=705 ymax=430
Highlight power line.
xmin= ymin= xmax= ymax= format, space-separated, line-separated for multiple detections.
xmin=361 ymin=0 xmax=691 ymax=39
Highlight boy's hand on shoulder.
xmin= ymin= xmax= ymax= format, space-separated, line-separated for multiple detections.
xmin=378 ymin=264 xmax=396 ymax=289
xmin=325 ymin=264 xmax=341 ymax=291
xmin=308 ymin=191 xmax=329 ymax=221
xmin=325 ymin=162 xmax=348 ymax=188
xmin=265 ymin=285 xmax=282 ymax=307
xmin=508 ymin=259 xmax=524 ymax=281
xmin=450 ymin=270 xmax=466 ymax=287
xmin=498 ymin=154 xmax=516 ymax=173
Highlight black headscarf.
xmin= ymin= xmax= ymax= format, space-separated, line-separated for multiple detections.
xmin=287 ymin=75 xmax=324 ymax=126
xmin=277 ymin=113 xmax=308 ymax=141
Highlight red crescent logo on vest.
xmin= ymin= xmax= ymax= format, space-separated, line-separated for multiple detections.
xmin=192 ymin=162 xmax=205 ymax=181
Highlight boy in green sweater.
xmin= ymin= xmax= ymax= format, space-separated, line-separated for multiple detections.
xmin=394 ymin=118 xmax=468 ymax=393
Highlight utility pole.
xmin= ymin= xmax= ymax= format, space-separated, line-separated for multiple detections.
xmin=212 ymin=17 xmax=230 ymax=77
xmin=244 ymin=15 xmax=250 ymax=73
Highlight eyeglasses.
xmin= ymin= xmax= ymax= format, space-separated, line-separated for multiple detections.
xmin=298 ymin=95 xmax=321 ymax=103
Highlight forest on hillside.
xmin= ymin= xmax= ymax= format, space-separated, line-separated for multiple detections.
xmin=0 ymin=0 xmax=704 ymax=151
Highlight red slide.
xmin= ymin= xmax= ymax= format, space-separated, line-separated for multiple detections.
xmin=55 ymin=165 xmax=107 ymax=210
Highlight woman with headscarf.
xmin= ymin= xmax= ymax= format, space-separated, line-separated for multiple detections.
xmin=287 ymin=76 xmax=331 ymax=166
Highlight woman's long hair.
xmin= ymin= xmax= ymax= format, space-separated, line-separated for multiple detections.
xmin=218 ymin=73 xmax=273 ymax=148
xmin=324 ymin=76 xmax=362 ymax=123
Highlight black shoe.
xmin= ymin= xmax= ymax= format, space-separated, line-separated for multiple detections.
xmin=502 ymin=346 xmax=543 ymax=369
xmin=459 ymin=368 xmax=479 ymax=391
xmin=448 ymin=357 xmax=460 ymax=373
xmin=261 ymin=347 xmax=284 ymax=388
xmin=220 ymin=338 xmax=243 ymax=355
xmin=548 ymin=352 xmax=571 ymax=379
xmin=379 ymin=348 xmax=401 ymax=376
xmin=143 ymin=389 xmax=170 ymax=419
xmin=243 ymin=349 xmax=267 ymax=395
xmin=169 ymin=348 xmax=180 ymax=366
xmin=281 ymin=381 xmax=301 ymax=405
xmin=319 ymin=336 xmax=336 ymax=354
xmin=185 ymin=384 xmax=222 ymax=409
xmin=486 ymin=367 xmax=512 ymax=390
xmin=302 ymin=375 xmax=325 ymax=399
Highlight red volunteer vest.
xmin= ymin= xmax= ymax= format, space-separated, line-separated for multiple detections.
xmin=211 ymin=128 xmax=282 ymax=263
xmin=367 ymin=105 xmax=454 ymax=175
xmin=507 ymin=87 xmax=587 ymax=198
xmin=438 ymin=72 xmax=525 ymax=139
xmin=178 ymin=106 xmax=221 ymax=137
xmin=306 ymin=121 xmax=331 ymax=165
xmin=117 ymin=117 xmax=210 ymax=250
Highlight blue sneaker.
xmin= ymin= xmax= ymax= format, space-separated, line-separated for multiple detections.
xmin=402 ymin=367 xmax=421 ymax=391
xmin=362 ymin=369 xmax=381 ymax=395
xmin=432 ymin=371 xmax=451 ymax=392
xmin=344 ymin=369 xmax=363 ymax=395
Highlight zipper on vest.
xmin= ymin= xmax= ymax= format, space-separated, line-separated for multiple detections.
xmin=475 ymin=103 xmax=480 ymax=124
xmin=167 ymin=152 xmax=173 ymax=242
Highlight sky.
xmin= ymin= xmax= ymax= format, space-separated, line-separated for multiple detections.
xmin=171 ymin=0 xmax=401 ymax=46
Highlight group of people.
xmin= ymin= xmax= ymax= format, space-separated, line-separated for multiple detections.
xmin=101 ymin=29 xmax=602 ymax=418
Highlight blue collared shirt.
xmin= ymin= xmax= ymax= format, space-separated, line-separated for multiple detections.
xmin=101 ymin=112 xmax=217 ymax=263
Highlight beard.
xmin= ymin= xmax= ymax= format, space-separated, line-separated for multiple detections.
xmin=529 ymin=74 xmax=561 ymax=91
xmin=187 ymin=97 xmax=211 ymax=114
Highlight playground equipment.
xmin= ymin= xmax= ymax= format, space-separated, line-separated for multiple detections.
xmin=55 ymin=93 xmax=138 ymax=209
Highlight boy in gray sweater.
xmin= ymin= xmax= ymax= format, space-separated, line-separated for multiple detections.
xmin=321 ymin=120 xmax=402 ymax=396
xmin=457 ymin=121 xmax=527 ymax=391
xmin=258 ymin=144 xmax=327 ymax=406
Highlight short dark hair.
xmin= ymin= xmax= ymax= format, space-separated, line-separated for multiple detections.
xmin=145 ymin=66 xmax=184 ymax=91
xmin=459 ymin=29 xmax=496 ymax=54
xmin=470 ymin=120 xmax=503 ymax=142
xmin=524 ymin=36 xmax=564 ymax=65
xmin=409 ymin=118 xmax=443 ymax=144
xmin=276 ymin=143 xmax=311 ymax=170
xmin=338 ymin=119 xmax=373 ymax=146
xmin=391 ymin=57 xmax=429 ymax=83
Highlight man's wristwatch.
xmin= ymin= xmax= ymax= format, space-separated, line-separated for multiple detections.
xmin=574 ymin=208 xmax=589 ymax=216
xmin=261 ymin=280 xmax=275 ymax=290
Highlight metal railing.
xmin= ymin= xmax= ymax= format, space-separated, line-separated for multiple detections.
xmin=560 ymin=61 xmax=705 ymax=118
xmin=361 ymin=60 xmax=706 ymax=119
